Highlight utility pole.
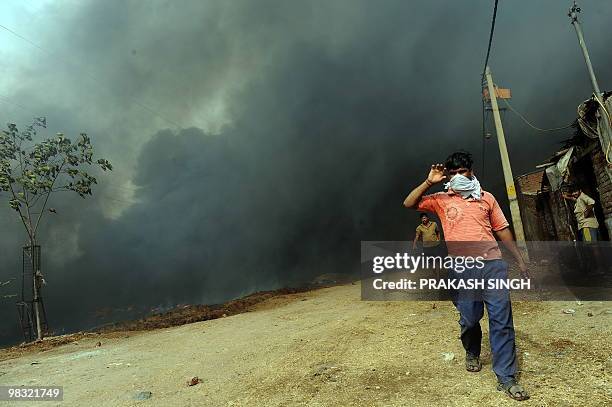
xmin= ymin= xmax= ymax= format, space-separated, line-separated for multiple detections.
xmin=484 ymin=66 xmax=529 ymax=260
xmin=568 ymin=1 xmax=601 ymax=96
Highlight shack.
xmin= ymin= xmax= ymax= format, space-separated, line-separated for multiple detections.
xmin=515 ymin=93 xmax=612 ymax=241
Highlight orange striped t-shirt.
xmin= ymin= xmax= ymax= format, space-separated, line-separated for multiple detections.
xmin=416 ymin=190 xmax=509 ymax=259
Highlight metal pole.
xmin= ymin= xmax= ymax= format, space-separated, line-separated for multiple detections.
xmin=569 ymin=2 xmax=601 ymax=96
xmin=485 ymin=66 xmax=529 ymax=260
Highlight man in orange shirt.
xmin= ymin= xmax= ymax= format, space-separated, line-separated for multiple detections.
xmin=403 ymin=151 xmax=530 ymax=401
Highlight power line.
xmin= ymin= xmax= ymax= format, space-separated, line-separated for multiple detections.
xmin=501 ymin=98 xmax=574 ymax=132
xmin=481 ymin=0 xmax=499 ymax=77
xmin=0 ymin=23 xmax=46 ymax=53
xmin=480 ymin=0 xmax=500 ymax=178
xmin=0 ymin=23 xmax=184 ymax=129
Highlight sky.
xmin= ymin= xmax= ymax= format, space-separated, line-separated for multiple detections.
xmin=1 ymin=0 xmax=611 ymax=345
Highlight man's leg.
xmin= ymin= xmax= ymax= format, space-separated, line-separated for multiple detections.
xmin=424 ymin=245 xmax=442 ymax=280
xmin=453 ymin=300 xmax=484 ymax=358
xmin=581 ymin=228 xmax=603 ymax=274
xmin=586 ymin=228 xmax=605 ymax=274
xmin=483 ymin=260 xmax=518 ymax=383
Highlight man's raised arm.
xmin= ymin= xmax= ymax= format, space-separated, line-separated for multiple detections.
xmin=403 ymin=164 xmax=446 ymax=208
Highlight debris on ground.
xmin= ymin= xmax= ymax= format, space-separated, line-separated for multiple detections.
xmin=441 ymin=352 xmax=455 ymax=362
xmin=133 ymin=391 xmax=152 ymax=400
xmin=311 ymin=363 xmax=342 ymax=382
xmin=187 ymin=376 xmax=202 ymax=386
xmin=562 ymin=309 xmax=576 ymax=314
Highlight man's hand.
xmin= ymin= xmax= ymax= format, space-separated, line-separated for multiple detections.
xmin=427 ymin=164 xmax=447 ymax=185
xmin=403 ymin=164 xmax=446 ymax=208
xmin=495 ymin=228 xmax=531 ymax=279
xmin=517 ymin=257 xmax=530 ymax=280
xmin=562 ymin=192 xmax=574 ymax=201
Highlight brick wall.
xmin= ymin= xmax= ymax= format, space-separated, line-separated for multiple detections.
xmin=591 ymin=146 xmax=612 ymax=238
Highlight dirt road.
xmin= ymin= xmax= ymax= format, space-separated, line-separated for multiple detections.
xmin=1 ymin=283 xmax=610 ymax=406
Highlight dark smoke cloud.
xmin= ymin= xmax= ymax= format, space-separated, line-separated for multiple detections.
xmin=1 ymin=0 xmax=611 ymax=344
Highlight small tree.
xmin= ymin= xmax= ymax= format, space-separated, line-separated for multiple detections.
xmin=0 ymin=119 xmax=112 ymax=341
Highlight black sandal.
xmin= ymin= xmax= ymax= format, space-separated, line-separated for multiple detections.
xmin=465 ymin=353 xmax=482 ymax=372
xmin=497 ymin=379 xmax=530 ymax=401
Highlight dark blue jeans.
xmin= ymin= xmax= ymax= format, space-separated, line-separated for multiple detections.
xmin=450 ymin=259 xmax=518 ymax=384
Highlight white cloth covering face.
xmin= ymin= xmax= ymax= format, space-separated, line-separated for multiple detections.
xmin=444 ymin=174 xmax=482 ymax=200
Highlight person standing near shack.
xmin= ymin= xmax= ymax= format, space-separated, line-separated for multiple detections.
xmin=402 ymin=151 xmax=530 ymax=401
xmin=562 ymin=184 xmax=604 ymax=274
xmin=562 ymin=185 xmax=600 ymax=242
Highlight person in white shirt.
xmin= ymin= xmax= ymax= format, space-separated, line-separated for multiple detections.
xmin=562 ymin=184 xmax=605 ymax=275
xmin=562 ymin=186 xmax=600 ymax=242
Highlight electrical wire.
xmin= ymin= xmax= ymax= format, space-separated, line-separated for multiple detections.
xmin=0 ymin=23 xmax=184 ymax=129
xmin=0 ymin=23 xmax=46 ymax=53
xmin=480 ymin=0 xmax=499 ymax=179
xmin=500 ymin=97 xmax=574 ymax=132
xmin=481 ymin=0 xmax=499 ymax=78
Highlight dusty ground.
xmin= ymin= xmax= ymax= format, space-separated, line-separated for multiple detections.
xmin=0 ymin=283 xmax=610 ymax=406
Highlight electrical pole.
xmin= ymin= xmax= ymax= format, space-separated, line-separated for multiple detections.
xmin=569 ymin=1 xmax=601 ymax=96
xmin=484 ymin=66 xmax=529 ymax=260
